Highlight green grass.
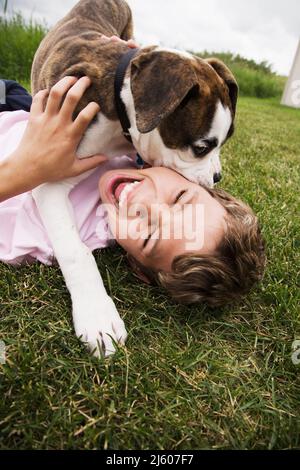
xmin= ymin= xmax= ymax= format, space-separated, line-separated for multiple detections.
xmin=0 ymin=13 xmax=47 ymax=84
xmin=195 ymin=51 xmax=286 ymax=99
xmin=228 ymin=66 xmax=285 ymax=98
xmin=0 ymin=97 xmax=299 ymax=450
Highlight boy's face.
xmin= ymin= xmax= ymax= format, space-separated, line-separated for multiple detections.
xmin=99 ymin=167 xmax=227 ymax=273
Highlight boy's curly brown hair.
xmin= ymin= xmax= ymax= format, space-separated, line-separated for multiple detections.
xmin=129 ymin=187 xmax=266 ymax=307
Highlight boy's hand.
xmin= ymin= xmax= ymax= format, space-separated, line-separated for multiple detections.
xmin=11 ymin=76 xmax=108 ymax=186
xmin=100 ymin=34 xmax=139 ymax=49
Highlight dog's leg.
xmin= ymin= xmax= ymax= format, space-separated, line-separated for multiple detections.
xmin=32 ymin=180 xmax=127 ymax=358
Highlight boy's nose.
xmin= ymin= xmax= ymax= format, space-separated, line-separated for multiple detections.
xmin=213 ymin=173 xmax=222 ymax=184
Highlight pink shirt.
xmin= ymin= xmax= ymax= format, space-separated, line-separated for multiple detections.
xmin=0 ymin=110 xmax=133 ymax=265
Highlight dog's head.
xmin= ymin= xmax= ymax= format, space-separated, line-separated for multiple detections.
xmin=126 ymin=47 xmax=238 ymax=187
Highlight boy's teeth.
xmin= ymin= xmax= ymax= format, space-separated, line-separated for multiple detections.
xmin=119 ymin=181 xmax=140 ymax=207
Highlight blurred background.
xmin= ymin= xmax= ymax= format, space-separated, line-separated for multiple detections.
xmin=0 ymin=0 xmax=299 ymax=99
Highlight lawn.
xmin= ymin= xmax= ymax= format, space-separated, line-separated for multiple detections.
xmin=0 ymin=95 xmax=299 ymax=450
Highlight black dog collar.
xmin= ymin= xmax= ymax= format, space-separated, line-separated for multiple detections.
xmin=114 ymin=47 xmax=140 ymax=144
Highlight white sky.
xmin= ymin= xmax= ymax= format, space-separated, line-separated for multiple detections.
xmin=5 ymin=0 xmax=300 ymax=76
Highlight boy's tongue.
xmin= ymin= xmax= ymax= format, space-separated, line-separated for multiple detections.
xmin=114 ymin=182 xmax=130 ymax=202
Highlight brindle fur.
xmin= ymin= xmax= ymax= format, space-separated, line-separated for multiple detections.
xmin=31 ymin=0 xmax=238 ymax=150
xmin=31 ymin=0 xmax=134 ymax=119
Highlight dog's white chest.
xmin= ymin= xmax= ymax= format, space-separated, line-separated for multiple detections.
xmin=76 ymin=113 xmax=134 ymax=159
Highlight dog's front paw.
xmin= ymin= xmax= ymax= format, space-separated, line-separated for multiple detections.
xmin=73 ymin=296 xmax=127 ymax=358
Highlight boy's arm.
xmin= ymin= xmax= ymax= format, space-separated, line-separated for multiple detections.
xmin=0 ymin=154 xmax=41 ymax=202
xmin=0 ymin=76 xmax=107 ymax=203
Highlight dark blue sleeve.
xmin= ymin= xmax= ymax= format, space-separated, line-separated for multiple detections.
xmin=0 ymin=79 xmax=32 ymax=112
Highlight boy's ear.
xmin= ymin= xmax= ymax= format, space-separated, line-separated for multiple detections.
xmin=127 ymin=255 xmax=152 ymax=285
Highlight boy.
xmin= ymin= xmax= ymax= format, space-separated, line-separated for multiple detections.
xmin=99 ymin=166 xmax=266 ymax=308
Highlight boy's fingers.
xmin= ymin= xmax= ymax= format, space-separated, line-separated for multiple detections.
xmin=73 ymin=101 xmax=100 ymax=137
xmin=45 ymin=76 xmax=78 ymax=115
xmin=30 ymin=90 xmax=49 ymax=116
xmin=109 ymin=35 xmax=122 ymax=43
xmin=104 ymin=35 xmax=138 ymax=49
xmin=100 ymin=34 xmax=111 ymax=42
xmin=72 ymin=154 xmax=108 ymax=175
xmin=127 ymin=39 xmax=139 ymax=48
xmin=60 ymin=76 xmax=92 ymax=119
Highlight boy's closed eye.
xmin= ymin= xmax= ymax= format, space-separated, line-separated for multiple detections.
xmin=142 ymin=227 xmax=159 ymax=252
xmin=143 ymin=232 xmax=152 ymax=249
xmin=142 ymin=189 xmax=189 ymax=251
xmin=173 ymin=189 xmax=187 ymax=204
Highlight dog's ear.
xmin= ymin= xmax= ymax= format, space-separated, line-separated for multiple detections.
xmin=130 ymin=50 xmax=199 ymax=134
xmin=205 ymin=58 xmax=239 ymax=117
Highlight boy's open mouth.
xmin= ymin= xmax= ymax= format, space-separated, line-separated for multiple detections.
xmin=108 ymin=176 xmax=144 ymax=207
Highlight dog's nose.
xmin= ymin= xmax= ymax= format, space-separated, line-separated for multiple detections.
xmin=213 ymin=173 xmax=222 ymax=184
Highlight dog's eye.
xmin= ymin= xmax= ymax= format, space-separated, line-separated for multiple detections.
xmin=192 ymin=145 xmax=209 ymax=158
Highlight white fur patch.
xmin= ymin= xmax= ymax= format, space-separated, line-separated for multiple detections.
xmin=153 ymin=46 xmax=196 ymax=62
xmin=206 ymin=100 xmax=232 ymax=145
xmin=76 ymin=112 xmax=133 ymax=159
